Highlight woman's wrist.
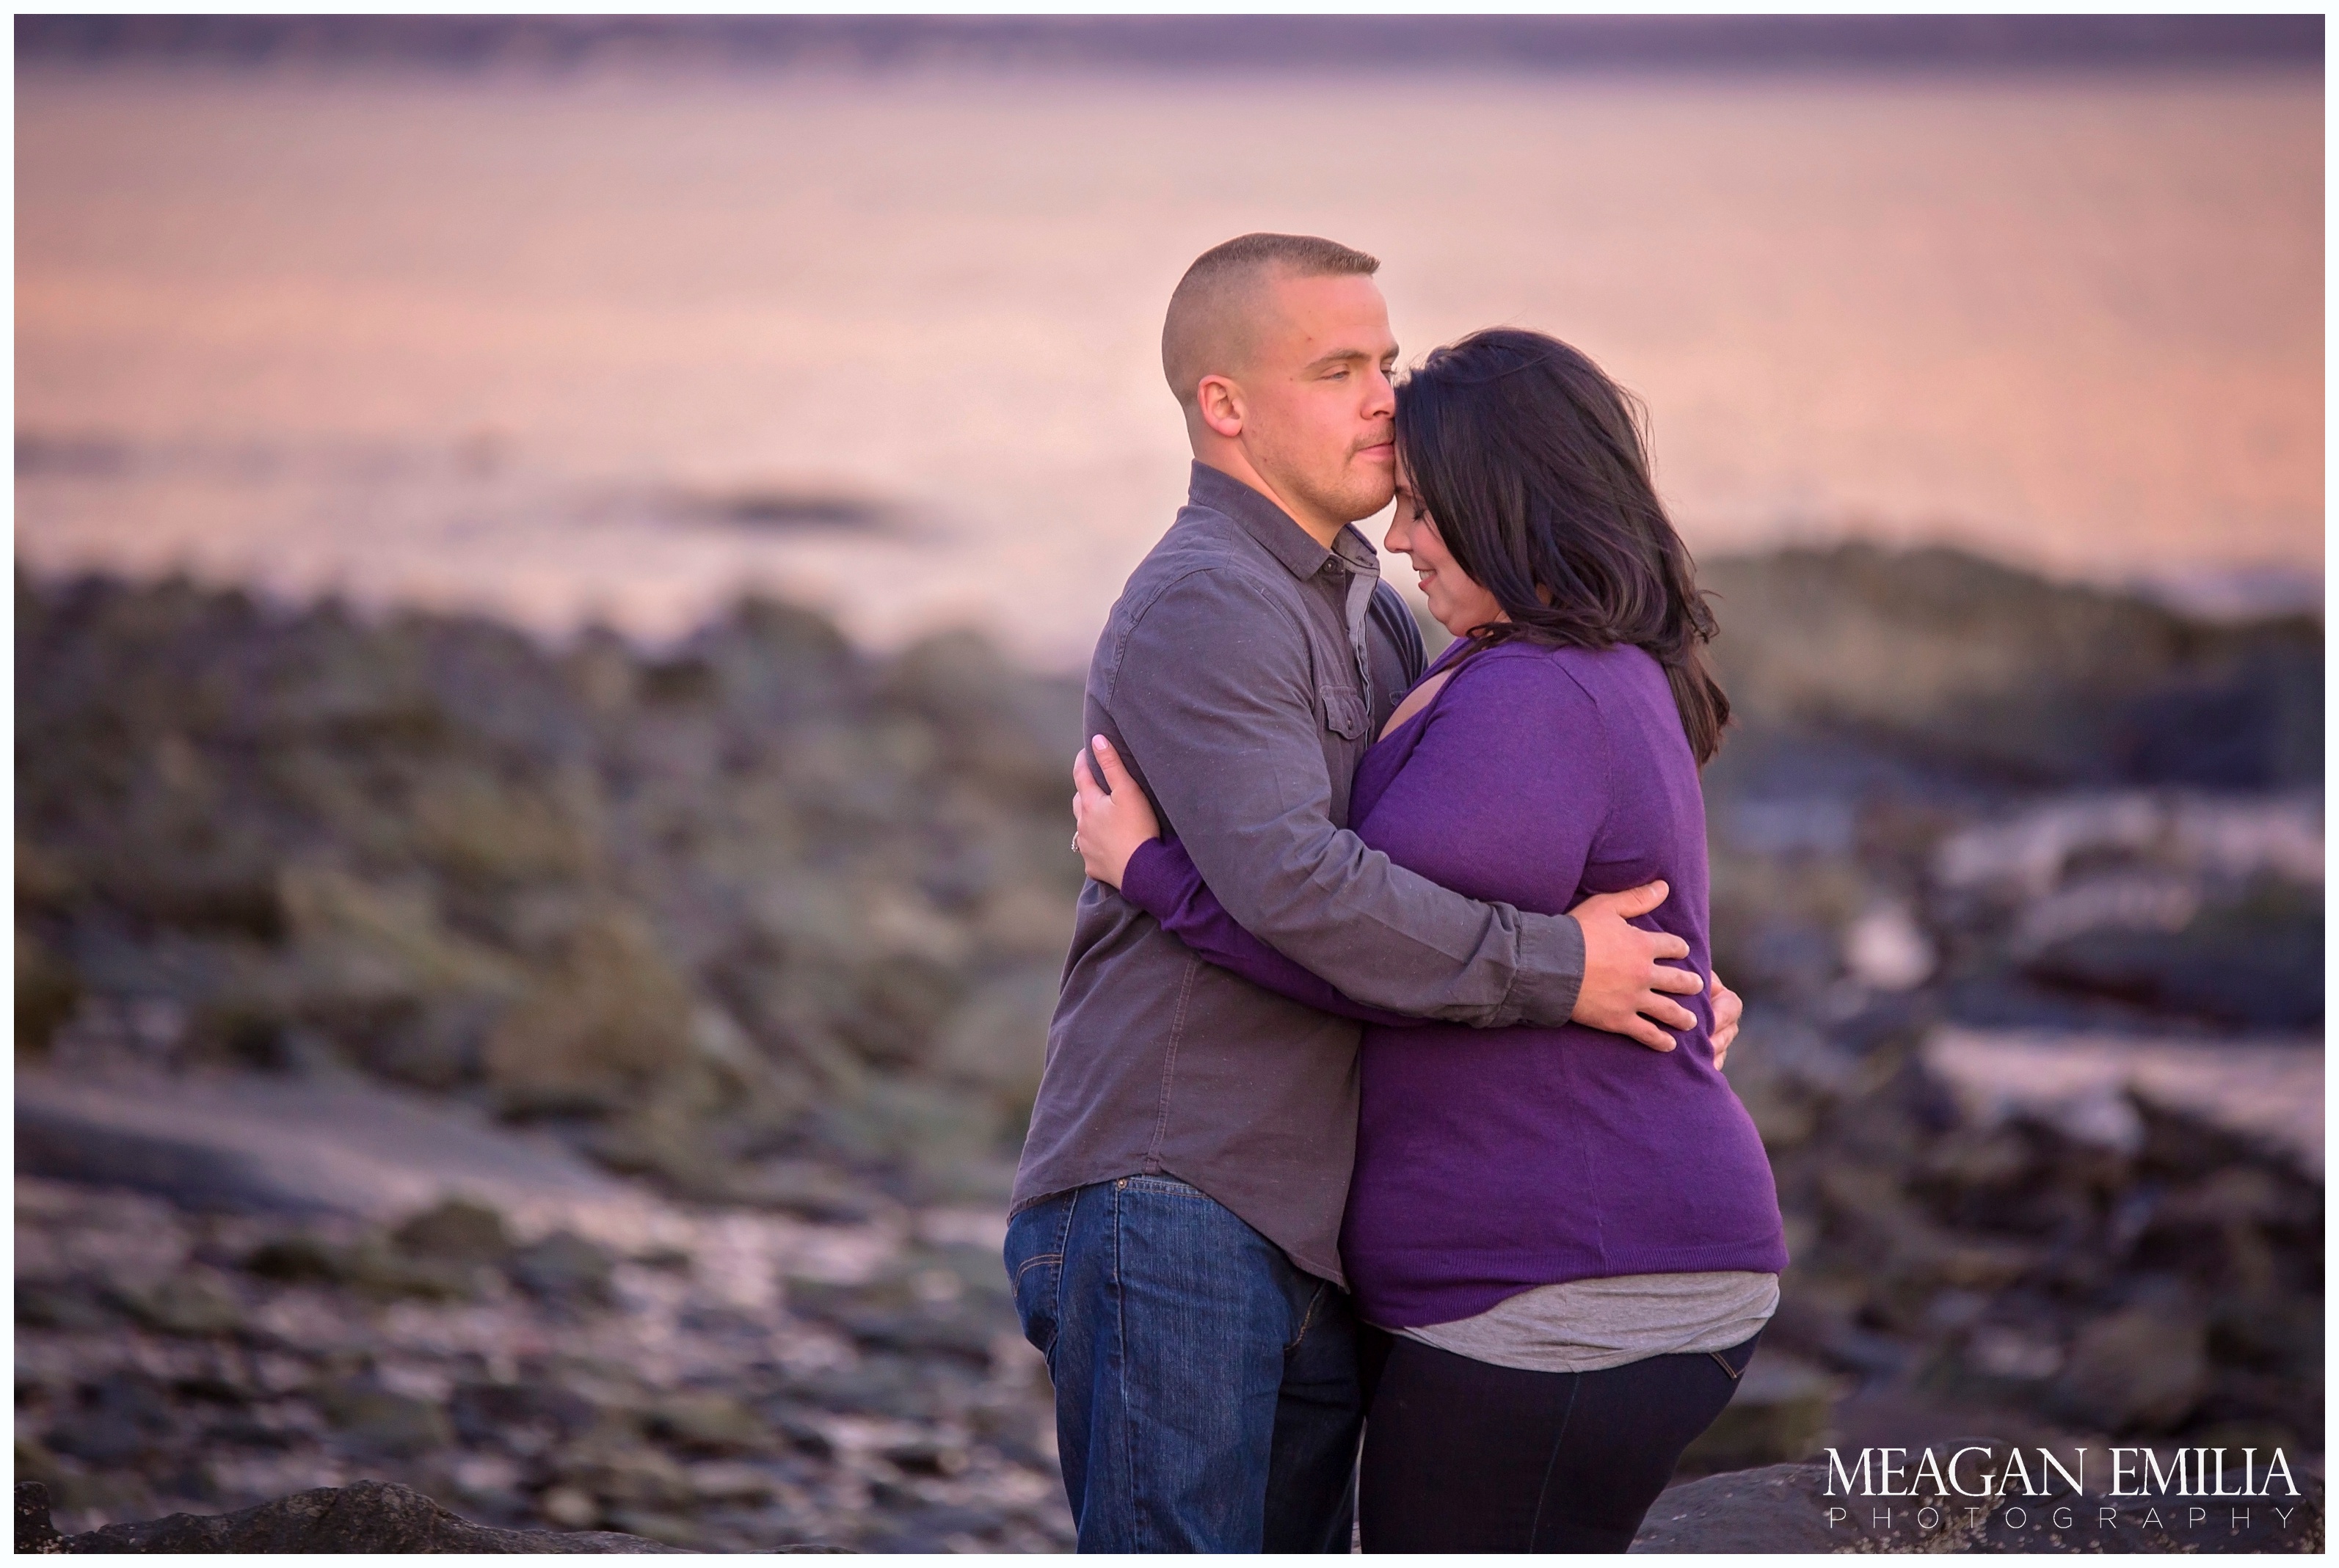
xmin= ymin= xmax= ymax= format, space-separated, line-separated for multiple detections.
xmin=1117 ymin=836 xmax=1174 ymax=914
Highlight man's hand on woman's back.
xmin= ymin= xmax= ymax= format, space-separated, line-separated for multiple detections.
xmin=1568 ymin=882 xmax=1703 ymax=1051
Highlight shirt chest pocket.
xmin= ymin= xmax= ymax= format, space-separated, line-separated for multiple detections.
xmin=1319 ymin=683 xmax=1369 ymax=740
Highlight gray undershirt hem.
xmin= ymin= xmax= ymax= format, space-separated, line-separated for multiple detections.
xmin=1391 ymin=1270 xmax=1780 ymax=1375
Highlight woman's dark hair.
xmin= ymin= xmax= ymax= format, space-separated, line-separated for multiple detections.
xmin=1394 ymin=328 xmax=1731 ymax=765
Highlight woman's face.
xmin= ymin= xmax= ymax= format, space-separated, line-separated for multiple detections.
xmin=1383 ymin=458 xmax=1505 ymax=638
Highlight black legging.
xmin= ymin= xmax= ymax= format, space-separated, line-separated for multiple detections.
xmin=1355 ymin=1325 xmax=1758 ymax=1553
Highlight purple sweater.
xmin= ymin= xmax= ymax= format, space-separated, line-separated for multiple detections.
xmin=1121 ymin=638 xmax=1787 ymax=1329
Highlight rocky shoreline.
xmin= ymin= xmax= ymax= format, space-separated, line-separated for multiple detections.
xmin=16 ymin=1478 xmax=700 ymax=1553
xmin=15 ymin=548 xmax=2322 ymax=1547
xmin=13 ymin=1159 xmax=1071 ymax=1550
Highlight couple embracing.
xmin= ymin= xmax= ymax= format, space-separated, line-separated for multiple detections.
xmin=1005 ymin=233 xmax=1787 ymax=1553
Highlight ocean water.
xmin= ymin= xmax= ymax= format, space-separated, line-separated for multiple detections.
xmin=15 ymin=65 xmax=2322 ymax=666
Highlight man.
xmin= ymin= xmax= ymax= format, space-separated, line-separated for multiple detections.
xmin=1006 ymin=233 xmax=1728 ymax=1552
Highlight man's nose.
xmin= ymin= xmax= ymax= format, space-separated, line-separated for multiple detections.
xmin=1365 ymin=365 xmax=1397 ymax=415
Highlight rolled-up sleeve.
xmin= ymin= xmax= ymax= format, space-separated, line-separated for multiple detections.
xmin=1102 ymin=569 xmax=1583 ymax=1028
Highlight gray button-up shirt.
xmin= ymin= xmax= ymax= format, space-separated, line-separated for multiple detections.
xmin=1013 ymin=464 xmax=1588 ymax=1284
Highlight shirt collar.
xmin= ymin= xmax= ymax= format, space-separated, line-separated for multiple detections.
xmin=1187 ymin=462 xmax=1379 ymax=583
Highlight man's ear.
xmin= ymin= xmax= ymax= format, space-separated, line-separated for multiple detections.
xmin=1194 ymin=374 xmax=1244 ymax=440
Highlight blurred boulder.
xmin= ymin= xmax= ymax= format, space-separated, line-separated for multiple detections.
xmin=15 ymin=1280 xmax=116 ymax=1332
xmin=277 ymin=865 xmax=525 ymax=1002
xmin=507 ymin=1230 xmax=616 ymax=1308
xmin=805 ymin=1076 xmax=1014 ymax=1198
xmin=410 ymin=765 xmax=602 ymax=887
xmin=549 ymin=1434 xmax=699 ymax=1517
xmin=644 ymin=1393 xmax=771 ymax=1456
xmin=1919 ymin=1030 xmax=2321 ymax=1179
xmin=111 ymin=1270 xmax=245 ymax=1337
xmin=244 ymin=1233 xmax=475 ymax=1303
xmin=1722 ymin=1019 xmax=1858 ymax=1151
xmin=16 ymin=927 xmax=81 ymax=1053
xmin=929 ymin=966 xmax=1054 ymax=1106
xmin=2051 ymin=1300 xmax=2210 ymax=1433
xmin=44 ymin=1373 xmax=177 ymax=1467
xmin=877 ymin=628 xmax=1072 ymax=805
xmin=12 ymin=569 xmax=1100 ymax=1204
xmin=314 ymin=1377 xmax=456 ymax=1459
xmin=485 ymin=909 xmax=697 ymax=1116
xmin=16 ymin=1070 xmax=630 ymax=1217
xmin=392 ymin=1197 xmax=513 ymax=1264
xmin=450 ymin=1380 xmax=603 ymax=1459
xmin=1703 ymin=544 xmax=2321 ymax=789
xmin=18 ymin=1482 xmax=63 ymax=1553
xmin=719 ymin=1160 xmax=888 ymax=1225
xmin=1632 ymin=1456 xmax=1950 ymax=1553
xmin=19 ymin=1478 xmax=688 ymax=1553
xmin=241 ymin=1233 xmax=351 ymax=1285
xmin=2022 ymin=880 xmax=2321 ymax=1029
xmin=785 ymin=1258 xmax=1004 ymax=1368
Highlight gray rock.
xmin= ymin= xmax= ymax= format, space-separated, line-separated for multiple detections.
xmin=1635 ymin=1443 xmax=2023 ymax=1553
xmin=644 ymin=1393 xmax=771 ymax=1456
xmin=482 ymin=908 xmax=702 ymax=1117
xmin=15 ymin=1279 xmax=117 ymax=1331
xmin=17 ymin=927 xmax=82 ymax=1054
xmin=44 ymin=1372 xmax=177 ymax=1467
xmin=785 ymin=1275 xmax=999 ymax=1368
xmin=1701 ymin=544 xmax=2320 ymax=790
xmin=449 ymin=1379 xmax=603 ymax=1449
xmin=18 ymin=1483 xmax=65 ymax=1553
xmin=2051 ymin=1303 xmax=2210 ymax=1433
xmin=548 ymin=1436 xmax=699 ymax=1514
xmin=2023 ymin=882 xmax=2321 ymax=1031
xmin=242 ymin=1230 xmax=476 ymax=1302
xmin=1634 ymin=1461 xmax=1852 ymax=1553
xmin=392 ymin=1197 xmax=514 ymax=1263
xmin=15 ymin=1070 xmax=630 ymax=1217
xmin=507 ymin=1230 xmax=616 ymax=1306
xmin=314 ymin=1378 xmax=456 ymax=1459
xmin=1721 ymin=1018 xmax=1858 ymax=1151
xmin=18 ymin=1478 xmax=688 ymax=1553
xmin=111 ymin=1270 xmax=246 ymax=1337
xmin=719 ymin=1161 xmax=887 ymax=1224
xmin=242 ymin=1232 xmax=352 ymax=1284
xmin=16 ymin=1102 xmax=316 ymax=1217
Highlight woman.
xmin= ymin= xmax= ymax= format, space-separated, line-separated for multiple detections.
xmin=1070 ymin=328 xmax=1786 ymax=1552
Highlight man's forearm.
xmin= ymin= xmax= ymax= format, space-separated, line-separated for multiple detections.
xmin=1192 ymin=810 xmax=1585 ymax=1027
xmin=1124 ymin=834 xmax=1584 ymax=1027
xmin=1107 ymin=573 xmax=1587 ymax=1029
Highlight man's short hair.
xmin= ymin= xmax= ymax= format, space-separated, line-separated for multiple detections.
xmin=1162 ymin=233 xmax=1381 ymax=409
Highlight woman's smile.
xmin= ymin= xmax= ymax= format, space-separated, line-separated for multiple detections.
xmin=1386 ymin=471 xmax=1502 ymax=638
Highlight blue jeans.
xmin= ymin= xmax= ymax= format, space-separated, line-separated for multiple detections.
xmin=1004 ymin=1175 xmax=1363 ymax=1553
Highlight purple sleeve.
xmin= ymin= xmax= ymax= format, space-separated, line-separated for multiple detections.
xmin=1121 ymin=837 xmax=1423 ymax=1029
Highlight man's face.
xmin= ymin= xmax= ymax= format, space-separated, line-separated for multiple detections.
xmin=1236 ymin=272 xmax=1400 ymax=528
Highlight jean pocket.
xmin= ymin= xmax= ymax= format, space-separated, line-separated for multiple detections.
xmin=1121 ymin=1174 xmax=1208 ymax=1199
xmin=1004 ymin=1203 xmax=1067 ymax=1359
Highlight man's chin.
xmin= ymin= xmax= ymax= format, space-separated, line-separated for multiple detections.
xmin=1334 ymin=479 xmax=1397 ymax=523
